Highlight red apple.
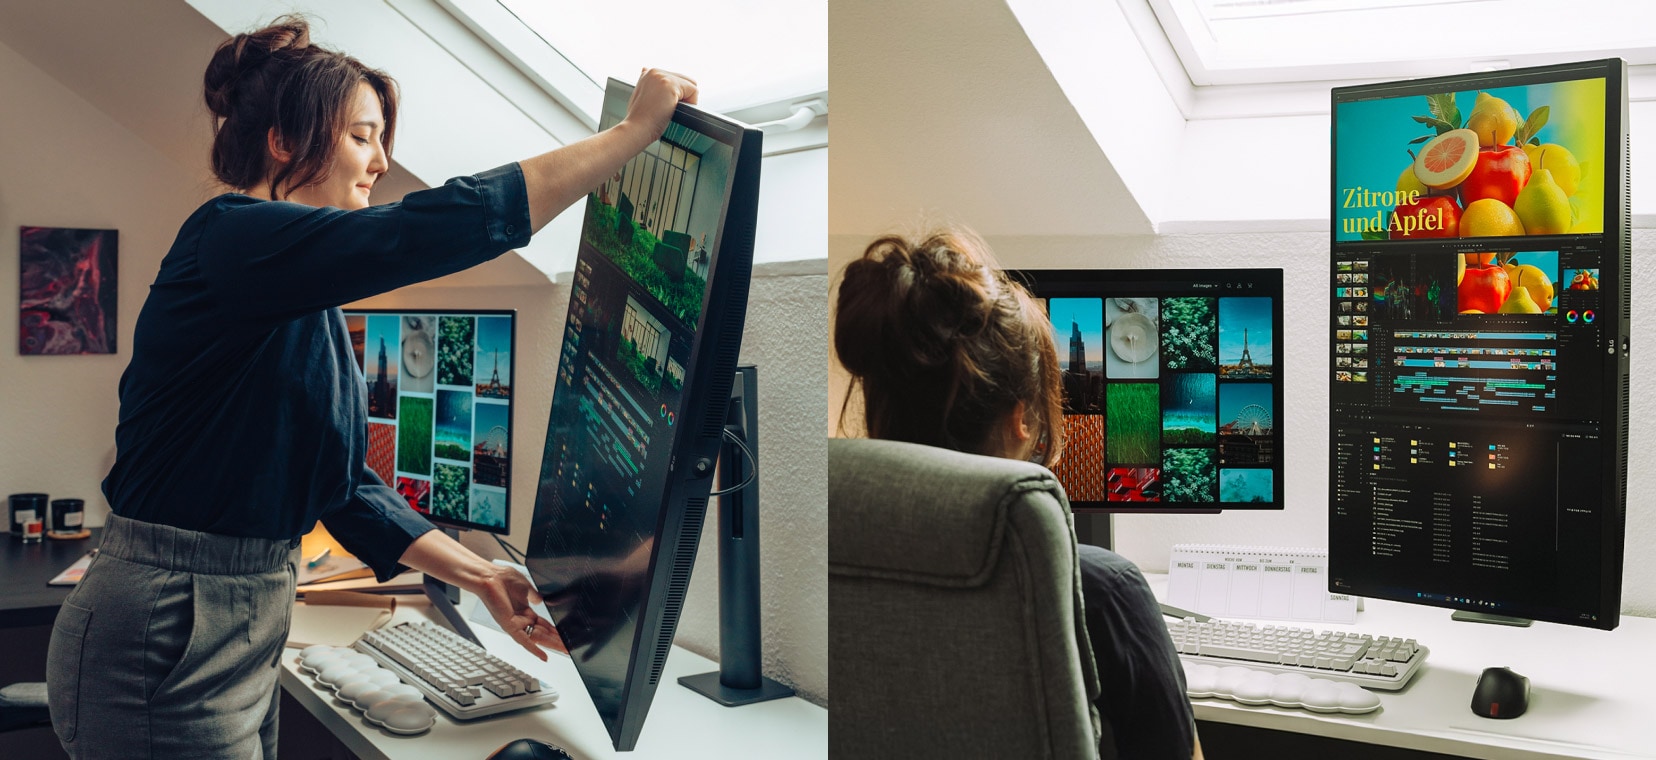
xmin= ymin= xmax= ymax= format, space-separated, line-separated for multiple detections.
xmin=1390 ymin=195 xmax=1461 ymax=239
xmin=1459 ymin=145 xmax=1532 ymax=209
xmin=1458 ymin=264 xmax=1512 ymax=314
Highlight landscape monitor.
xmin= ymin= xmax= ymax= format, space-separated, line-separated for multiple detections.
xmin=1328 ymin=59 xmax=1629 ymax=629
xmin=344 ymin=308 xmax=516 ymax=535
xmin=526 ymin=79 xmax=762 ymax=750
xmin=1007 ymin=268 xmax=1286 ymax=513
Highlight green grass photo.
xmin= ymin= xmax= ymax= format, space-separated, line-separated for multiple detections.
xmin=397 ymin=396 xmax=433 ymax=475
xmin=1108 ymin=383 xmax=1160 ymax=464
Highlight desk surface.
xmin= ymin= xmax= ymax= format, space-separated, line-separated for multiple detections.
xmin=280 ymin=595 xmax=827 ymax=760
xmin=0 ymin=528 xmax=100 ymax=628
xmin=1146 ymin=573 xmax=1656 ymax=760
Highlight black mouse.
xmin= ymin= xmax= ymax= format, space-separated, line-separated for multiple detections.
xmin=486 ymin=738 xmax=576 ymax=760
xmin=1471 ymin=666 xmax=1530 ymax=719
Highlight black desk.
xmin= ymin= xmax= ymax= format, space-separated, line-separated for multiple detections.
xmin=0 ymin=528 xmax=100 ymax=629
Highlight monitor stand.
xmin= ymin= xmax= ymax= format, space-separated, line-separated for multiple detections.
xmin=680 ymin=365 xmax=796 ymax=707
xmin=1451 ymin=611 xmax=1533 ymax=627
xmin=425 ymin=526 xmax=482 ymax=645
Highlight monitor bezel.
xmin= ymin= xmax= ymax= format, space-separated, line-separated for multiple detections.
xmin=1007 ymin=267 xmax=1287 ymax=514
xmin=344 ymin=307 xmax=518 ymax=536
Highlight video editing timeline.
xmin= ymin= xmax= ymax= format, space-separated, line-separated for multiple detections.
xmin=1389 ymin=330 xmax=1557 ymax=413
xmin=1009 ymin=269 xmax=1284 ymax=511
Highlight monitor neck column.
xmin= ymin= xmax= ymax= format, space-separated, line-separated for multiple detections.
xmin=680 ymin=365 xmax=796 ymax=706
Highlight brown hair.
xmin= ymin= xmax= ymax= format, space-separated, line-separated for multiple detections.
xmin=835 ymin=228 xmax=1064 ymax=466
xmin=203 ymin=15 xmax=398 ymax=199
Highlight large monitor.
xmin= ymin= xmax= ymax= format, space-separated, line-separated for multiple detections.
xmin=526 ymin=79 xmax=761 ymax=750
xmin=1008 ymin=268 xmax=1285 ymax=513
xmin=1328 ymin=59 xmax=1629 ymax=629
xmin=344 ymin=308 xmax=516 ymax=534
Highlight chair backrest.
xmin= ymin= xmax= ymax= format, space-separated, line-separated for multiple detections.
xmin=828 ymin=438 xmax=1102 ymax=759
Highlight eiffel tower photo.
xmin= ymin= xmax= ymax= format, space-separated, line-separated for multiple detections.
xmin=1238 ymin=328 xmax=1255 ymax=374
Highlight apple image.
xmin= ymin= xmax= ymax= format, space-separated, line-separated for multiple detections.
xmin=1390 ymin=195 xmax=1461 ymax=239
xmin=1459 ymin=263 xmax=1512 ymax=314
xmin=1459 ymin=145 xmax=1532 ymax=209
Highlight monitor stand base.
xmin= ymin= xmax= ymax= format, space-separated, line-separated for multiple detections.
xmin=1451 ymin=611 xmax=1532 ymax=627
xmin=678 ymin=672 xmax=796 ymax=707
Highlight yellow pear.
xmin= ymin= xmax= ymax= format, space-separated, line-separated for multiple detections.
xmin=1456 ymin=252 xmax=1466 ymax=286
xmin=1498 ymin=286 xmax=1544 ymax=314
xmin=1514 ymin=169 xmax=1571 ymax=235
xmin=1503 ymin=263 xmax=1555 ymax=311
xmin=1467 ymin=92 xmax=1518 ymax=147
xmin=1523 ymin=143 xmax=1582 ymax=196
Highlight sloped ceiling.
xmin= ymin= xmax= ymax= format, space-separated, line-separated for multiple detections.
xmin=829 ymin=0 xmax=1152 ymax=238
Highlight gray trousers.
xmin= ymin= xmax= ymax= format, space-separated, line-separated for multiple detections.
xmin=46 ymin=513 xmax=297 ymax=759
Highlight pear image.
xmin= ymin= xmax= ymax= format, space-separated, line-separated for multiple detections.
xmin=1514 ymin=169 xmax=1571 ymax=235
xmin=1498 ymin=285 xmax=1544 ymax=314
xmin=1467 ymin=92 xmax=1517 ymax=147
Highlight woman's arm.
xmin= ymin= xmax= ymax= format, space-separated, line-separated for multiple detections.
xmin=521 ymin=68 xmax=697 ymax=234
xmin=397 ymin=530 xmax=565 ymax=659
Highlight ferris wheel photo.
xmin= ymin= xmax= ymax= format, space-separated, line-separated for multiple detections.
xmin=1231 ymin=403 xmax=1272 ymax=436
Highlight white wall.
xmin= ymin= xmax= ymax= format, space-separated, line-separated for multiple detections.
xmin=829 ymin=227 xmax=1656 ymax=620
xmin=0 ymin=38 xmax=205 ymax=526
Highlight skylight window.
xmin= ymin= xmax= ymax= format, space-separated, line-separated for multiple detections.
xmin=1149 ymin=0 xmax=1656 ymax=86
xmin=495 ymin=0 xmax=826 ymax=112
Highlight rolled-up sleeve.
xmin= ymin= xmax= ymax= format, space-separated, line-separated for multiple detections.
xmin=322 ymin=467 xmax=437 ymax=582
xmin=197 ymin=162 xmax=532 ymax=329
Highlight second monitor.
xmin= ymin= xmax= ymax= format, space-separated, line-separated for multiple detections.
xmin=1008 ymin=268 xmax=1285 ymax=512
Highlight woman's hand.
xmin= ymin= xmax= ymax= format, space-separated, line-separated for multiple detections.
xmin=623 ymin=68 xmax=698 ymax=141
xmin=475 ymin=565 xmax=566 ymax=660
xmin=396 ymin=530 xmax=564 ymax=659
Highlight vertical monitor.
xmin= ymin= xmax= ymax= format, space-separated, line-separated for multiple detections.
xmin=527 ymin=79 xmax=761 ymax=750
xmin=1008 ymin=268 xmax=1285 ymax=512
xmin=343 ymin=308 xmax=515 ymax=535
xmin=1328 ymin=59 xmax=1629 ymax=629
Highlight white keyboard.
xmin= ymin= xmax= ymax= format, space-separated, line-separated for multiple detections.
xmin=1167 ymin=618 xmax=1428 ymax=691
xmin=353 ymin=621 xmax=559 ymax=719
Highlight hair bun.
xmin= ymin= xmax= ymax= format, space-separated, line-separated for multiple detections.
xmin=203 ymin=15 xmax=313 ymax=118
xmin=835 ymin=233 xmax=997 ymax=383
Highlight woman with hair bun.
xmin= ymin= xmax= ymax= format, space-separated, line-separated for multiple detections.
xmin=835 ymin=228 xmax=1203 ymax=760
xmin=46 ymin=15 xmax=695 ymax=758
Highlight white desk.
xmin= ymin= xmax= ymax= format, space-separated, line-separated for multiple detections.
xmin=279 ymin=595 xmax=827 ymax=760
xmin=1145 ymin=573 xmax=1656 ymax=759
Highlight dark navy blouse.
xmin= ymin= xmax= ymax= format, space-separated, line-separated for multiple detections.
xmin=103 ymin=163 xmax=531 ymax=580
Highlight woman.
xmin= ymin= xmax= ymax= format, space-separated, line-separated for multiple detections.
xmin=46 ymin=16 xmax=695 ymax=758
xmin=834 ymin=228 xmax=1202 ymax=760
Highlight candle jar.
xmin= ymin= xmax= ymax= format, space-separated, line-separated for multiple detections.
xmin=8 ymin=493 xmax=47 ymax=540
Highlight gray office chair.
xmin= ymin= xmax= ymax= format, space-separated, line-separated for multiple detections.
xmin=0 ymin=681 xmax=50 ymax=733
xmin=828 ymin=438 xmax=1108 ymax=759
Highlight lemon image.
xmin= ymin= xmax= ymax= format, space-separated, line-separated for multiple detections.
xmin=1398 ymin=165 xmax=1430 ymax=196
xmin=1523 ymin=143 xmax=1582 ymax=197
xmin=1461 ymin=199 xmax=1525 ymax=237
xmin=1514 ymin=169 xmax=1571 ymax=235
xmin=1467 ymin=92 xmax=1518 ymax=147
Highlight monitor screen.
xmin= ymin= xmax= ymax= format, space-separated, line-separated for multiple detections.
xmin=1008 ymin=268 xmax=1285 ymax=512
xmin=1328 ymin=59 xmax=1629 ymax=629
xmin=527 ymin=79 xmax=761 ymax=750
xmin=344 ymin=309 xmax=515 ymax=535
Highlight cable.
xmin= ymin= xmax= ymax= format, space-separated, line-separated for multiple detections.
xmin=492 ymin=533 xmax=527 ymax=565
xmin=709 ymin=427 xmax=759 ymax=497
